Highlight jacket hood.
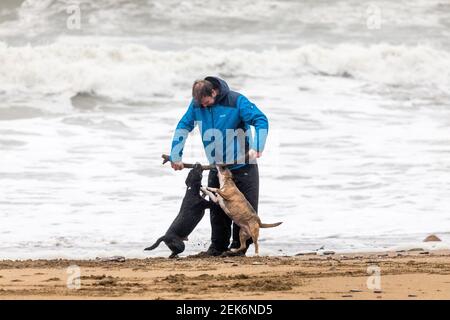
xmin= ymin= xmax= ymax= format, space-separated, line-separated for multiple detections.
xmin=204 ymin=76 xmax=230 ymax=104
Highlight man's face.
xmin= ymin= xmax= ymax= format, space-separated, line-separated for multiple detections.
xmin=200 ymin=90 xmax=217 ymax=107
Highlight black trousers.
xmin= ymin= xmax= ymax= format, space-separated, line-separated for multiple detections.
xmin=207 ymin=164 xmax=259 ymax=252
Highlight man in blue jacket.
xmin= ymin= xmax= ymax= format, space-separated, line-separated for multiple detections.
xmin=170 ymin=76 xmax=269 ymax=256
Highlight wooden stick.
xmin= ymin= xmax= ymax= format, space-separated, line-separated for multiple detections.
xmin=161 ymin=153 xmax=250 ymax=170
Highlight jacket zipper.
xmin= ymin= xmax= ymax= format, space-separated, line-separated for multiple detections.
xmin=208 ymin=106 xmax=215 ymax=129
xmin=208 ymin=106 xmax=216 ymax=164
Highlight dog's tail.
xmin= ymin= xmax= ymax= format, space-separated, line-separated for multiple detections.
xmin=144 ymin=236 xmax=165 ymax=251
xmin=259 ymin=222 xmax=283 ymax=228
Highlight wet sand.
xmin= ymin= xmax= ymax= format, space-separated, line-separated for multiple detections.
xmin=1 ymin=250 xmax=450 ymax=299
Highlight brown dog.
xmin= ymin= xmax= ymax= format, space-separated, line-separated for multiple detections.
xmin=201 ymin=165 xmax=282 ymax=255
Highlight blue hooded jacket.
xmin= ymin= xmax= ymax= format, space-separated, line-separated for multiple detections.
xmin=170 ymin=77 xmax=269 ymax=170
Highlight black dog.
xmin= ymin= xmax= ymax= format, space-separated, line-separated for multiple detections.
xmin=144 ymin=163 xmax=211 ymax=258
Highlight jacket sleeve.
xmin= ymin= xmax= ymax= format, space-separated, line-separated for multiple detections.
xmin=170 ymin=101 xmax=196 ymax=162
xmin=237 ymin=95 xmax=269 ymax=153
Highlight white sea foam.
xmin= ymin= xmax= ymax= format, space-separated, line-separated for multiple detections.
xmin=1 ymin=42 xmax=449 ymax=107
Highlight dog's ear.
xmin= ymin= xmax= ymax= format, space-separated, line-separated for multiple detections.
xmin=185 ymin=169 xmax=194 ymax=186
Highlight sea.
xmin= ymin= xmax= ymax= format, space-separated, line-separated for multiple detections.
xmin=1 ymin=0 xmax=450 ymax=259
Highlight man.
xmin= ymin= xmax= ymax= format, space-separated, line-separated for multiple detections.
xmin=169 ymin=76 xmax=269 ymax=256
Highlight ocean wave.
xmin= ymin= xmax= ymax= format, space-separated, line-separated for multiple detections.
xmin=0 ymin=42 xmax=449 ymax=102
xmin=2 ymin=0 xmax=445 ymax=37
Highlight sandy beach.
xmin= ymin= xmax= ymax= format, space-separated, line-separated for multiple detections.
xmin=1 ymin=0 xmax=450 ymax=305
xmin=1 ymin=250 xmax=450 ymax=300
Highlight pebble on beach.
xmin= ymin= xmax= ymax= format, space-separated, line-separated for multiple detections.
xmin=423 ymin=235 xmax=441 ymax=242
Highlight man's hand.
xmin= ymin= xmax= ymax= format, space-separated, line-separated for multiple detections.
xmin=171 ymin=161 xmax=184 ymax=171
xmin=248 ymin=149 xmax=262 ymax=161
